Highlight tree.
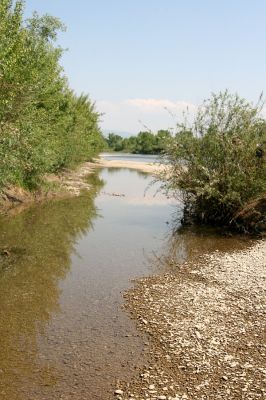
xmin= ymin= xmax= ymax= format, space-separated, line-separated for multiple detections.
xmin=154 ymin=130 xmax=171 ymax=153
xmin=0 ymin=0 xmax=104 ymax=190
xmin=106 ymin=133 xmax=124 ymax=151
xmin=135 ymin=131 xmax=156 ymax=154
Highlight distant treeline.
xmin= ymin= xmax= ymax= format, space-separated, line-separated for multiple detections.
xmin=105 ymin=130 xmax=172 ymax=154
xmin=0 ymin=1 xmax=104 ymax=191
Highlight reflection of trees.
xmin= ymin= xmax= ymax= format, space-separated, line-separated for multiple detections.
xmin=101 ymin=166 xmax=149 ymax=178
xmin=0 ymin=174 xmax=102 ymax=399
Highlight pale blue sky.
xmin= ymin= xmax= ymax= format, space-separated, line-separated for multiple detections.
xmin=24 ymin=0 xmax=266 ymax=133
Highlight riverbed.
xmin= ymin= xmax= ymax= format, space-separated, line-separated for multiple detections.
xmin=0 ymin=163 xmax=255 ymax=400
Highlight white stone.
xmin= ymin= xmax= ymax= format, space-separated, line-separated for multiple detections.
xmin=115 ymin=389 xmax=124 ymax=395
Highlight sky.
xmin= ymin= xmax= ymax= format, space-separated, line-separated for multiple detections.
xmin=24 ymin=0 xmax=266 ymax=135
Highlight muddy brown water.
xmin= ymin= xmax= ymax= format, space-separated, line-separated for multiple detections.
xmin=0 ymin=168 xmax=251 ymax=400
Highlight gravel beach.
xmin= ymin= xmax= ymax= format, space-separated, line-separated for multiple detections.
xmin=117 ymin=240 xmax=266 ymax=400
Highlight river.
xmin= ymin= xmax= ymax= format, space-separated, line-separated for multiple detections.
xmin=100 ymin=152 xmax=160 ymax=163
xmin=0 ymin=165 xmax=249 ymax=400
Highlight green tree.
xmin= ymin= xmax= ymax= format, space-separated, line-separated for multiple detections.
xmin=135 ymin=131 xmax=156 ymax=154
xmin=106 ymin=133 xmax=124 ymax=151
xmin=154 ymin=130 xmax=171 ymax=153
xmin=0 ymin=0 xmax=104 ymax=190
xmin=123 ymin=136 xmax=137 ymax=152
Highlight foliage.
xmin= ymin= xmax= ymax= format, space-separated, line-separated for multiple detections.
xmin=163 ymin=91 xmax=266 ymax=227
xmin=105 ymin=130 xmax=172 ymax=154
xmin=105 ymin=133 xmax=124 ymax=151
xmin=0 ymin=0 xmax=104 ymax=190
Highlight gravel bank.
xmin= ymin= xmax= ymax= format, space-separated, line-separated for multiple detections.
xmin=118 ymin=240 xmax=266 ymax=400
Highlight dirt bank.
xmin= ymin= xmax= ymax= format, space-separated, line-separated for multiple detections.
xmin=116 ymin=240 xmax=266 ymax=400
xmin=0 ymin=162 xmax=99 ymax=215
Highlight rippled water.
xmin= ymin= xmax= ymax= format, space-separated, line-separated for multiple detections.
xmin=0 ymin=168 xmax=250 ymax=399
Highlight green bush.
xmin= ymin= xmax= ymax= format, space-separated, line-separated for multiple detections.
xmin=0 ymin=0 xmax=104 ymax=191
xmin=163 ymin=91 xmax=266 ymax=227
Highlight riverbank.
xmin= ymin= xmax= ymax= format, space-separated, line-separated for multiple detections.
xmin=0 ymin=157 xmax=163 ymax=214
xmin=0 ymin=162 xmax=98 ymax=215
xmin=117 ymin=239 xmax=266 ymax=400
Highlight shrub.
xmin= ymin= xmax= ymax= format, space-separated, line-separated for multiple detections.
xmin=163 ymin=91 xmax=266 ymax=227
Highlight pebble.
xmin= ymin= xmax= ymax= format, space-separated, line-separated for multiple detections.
xmin=121 ymin=241 xmax=266 ymax=400
xmin=114 ymin=389 xmax=124 ymax=395
xmin=195 ymin=330 xmax=202 ymax=340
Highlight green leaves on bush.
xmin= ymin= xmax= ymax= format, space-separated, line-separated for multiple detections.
xmin=164 ymin=91 xmax=266 ymax=226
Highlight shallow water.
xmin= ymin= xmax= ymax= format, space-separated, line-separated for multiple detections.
xmin=0 ymin=168 xmax=251 ymax=399
xmin=100 ymin=152 xmax=160 ymax=163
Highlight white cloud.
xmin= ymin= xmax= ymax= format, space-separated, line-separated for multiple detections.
xmin=96 ymin=98 xmax=197 ymax=134
xmin=97 ymin=98 xmax=266 ymax=134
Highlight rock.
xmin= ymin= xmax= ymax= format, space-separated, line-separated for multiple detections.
xmin=114 ymin=389 xmax=124 ymax=395
xmin=195 ymin=330 xmax=202 ymax=340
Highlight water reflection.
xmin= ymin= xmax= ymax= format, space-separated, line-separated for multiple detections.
xmin=0 ymin=184 xmax=101 ymax=399
xmin=0 ymin=169 xmax=173 ymax=400
xmin=102 ymin=166 xmax=149 ymax=178
xmin=151 ymin=224 xmax=253 ymax=271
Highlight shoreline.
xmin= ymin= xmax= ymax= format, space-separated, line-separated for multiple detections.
xmin=0 ymin=157 xmax=163 ymax=215
xmin=117 ymin=239 xmax=266 ymax=400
